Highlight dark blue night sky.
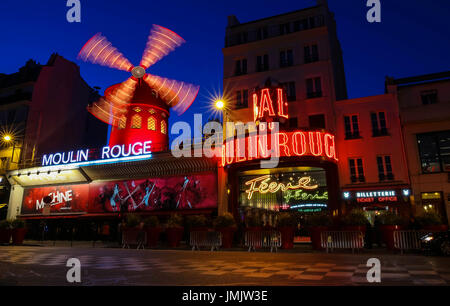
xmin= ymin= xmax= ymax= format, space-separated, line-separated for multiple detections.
xmin=1 ymin=0 xmax=449 ymax=129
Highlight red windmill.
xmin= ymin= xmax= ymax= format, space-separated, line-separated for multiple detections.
xmin=78 ymin=25 xmax=199 ymax=152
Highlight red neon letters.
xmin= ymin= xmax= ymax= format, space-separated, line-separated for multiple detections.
xmin=221 ymin=130 xmax=338 ymax=166
xmin=253 ymin=87 xmax=289 ymax=121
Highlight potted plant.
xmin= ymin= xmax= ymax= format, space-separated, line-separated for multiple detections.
xmin=11 ymin=219 xmax=27 ymax=245
xmin=122 ymin=213 xmax=142 ymax=246
xmin=277 ymin=213 xmax=297 ymax=249
xmin=166 ymin=214 xmax=184 ymax=247
xmin=186 ymin=215 xmax=209 ymax=231
xmin=213 ymin=213 xmax=237 ymax=248
xmin=378 ymin=211 xmax=407 ymax=250
xmin=143 ymin=216 xmax=161 ymax=248
xmin=341 ymin=209 xmax=369 ymax=233
xmin=0 ymin=220 xmax=12 ymax=244
xmin=307 ymin=213 xmax=332 ymax=250
xmin=416 ymin=211 xmax=449 ymax=232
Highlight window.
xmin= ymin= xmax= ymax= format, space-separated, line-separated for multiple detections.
xmin=234 ymin=59 xmax=247 ymax=76
xmin=118 ymin=116 xmax=127 ymax=129
xmin=235 ymin=89 xmax=248 ymax=109
xmin=306 ymin=77 xmax=322 ymax=98
xmin=257 ymin=26 xmax=268 ymax=40
xmin=294 ymin=19 xmax=309 ymax=31
xmin=161 ymin=120 xmax=167 ymax=134
xmin=235 ymin=32 xmax=248 ymax=45
xmin=421 ymin=90 xmax=438 ymax=105
xmin=344 ymin=115 xmax=360 ymax=139
xmin=133 ymin=107 xmax=142 ymax=112
xmin=279 ymin=23 xmax=291 ymax=35
xmin=371 ymin=111 xmax=388 ymax=136
xmin=304 ymin=44 xmax=319 ymax=63
xmin=349 ymin=158 xmax=365 ymax=183
xmin=148 ymin=108 xmax=156 ymax=114
xmin=293 ymin=15 xmax=324 ymax=31
xmin=280 ymin=50 xmax=293 ymax=67
xmin=377 ymin=155 xmax=394 ymax=181
xmin=280 ymin=82 xmax=296 ymax=102
xmin=256 ymin=54 xmax=269 ymax=72
xmin=148 ymin=116 xmax=156 ymax=130
xmin=309 ymin=114 xmax=326 ymax=129
xmin=131 ymin=114 xmax=142 ymax=129
xmin=417 ymin=130 xmax=450 ymax=173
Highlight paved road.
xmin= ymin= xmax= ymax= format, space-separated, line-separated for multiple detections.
xmin=0 ymin=246 xmax=449 ymax=286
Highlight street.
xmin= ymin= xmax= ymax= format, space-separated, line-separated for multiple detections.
xmin=0 ymin=245 xmax=449 ymax=286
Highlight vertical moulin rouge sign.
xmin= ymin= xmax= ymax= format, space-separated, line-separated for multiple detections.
xmin=88 ymin=173 xmax=217 ymax=213
xmin=22 ymin=184 xmax=89 ymax=214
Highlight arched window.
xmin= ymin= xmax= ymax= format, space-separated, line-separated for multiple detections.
xmin=131 ymin=114 xmax=142 ymax=129
xmin=148 ymin=116 xmax=156 ymax=131
xmin=118 ymin=116 xmax=127 ymax=129
xmin=161 ymin=120 xmax=167 ymax=134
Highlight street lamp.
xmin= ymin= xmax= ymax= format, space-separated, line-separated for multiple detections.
xmin=3 ymin=135 xmax=11 ymax=142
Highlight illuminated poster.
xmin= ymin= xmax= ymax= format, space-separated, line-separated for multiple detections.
xmin=22 ymin=184 xmax=89 ymax=214
xmin=88 ymin=173 xmax=217 ymax=212
xmin=239 ymin=168 xmax=328 ymax=212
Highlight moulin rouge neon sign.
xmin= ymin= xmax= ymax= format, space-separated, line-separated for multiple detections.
xmin=221 ymin=129 xmax=337 ymax=167
xmin=244 ymin=175 xmax=319 ymax=200
xmin=221 ymin=86 xmax=338 ymax=166
xmin=42 ymin=141 xmax=152 ymax=167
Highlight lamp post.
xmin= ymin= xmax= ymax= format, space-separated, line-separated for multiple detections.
xmin=2 ymin=134 xmax=17 ymax=170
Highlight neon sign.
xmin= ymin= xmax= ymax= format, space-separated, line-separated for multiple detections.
xmin=42 ymin=141 xmax=152 ymax=166
xmin=244 ymin=175 xmax=319 ymax=200
xmin=283 ymin=190 xmax=328 ymax=202
xmin=253 ymin=87 xmax=288 ymax=122
xmin=221 ymin=130 xmax=337 ymax=166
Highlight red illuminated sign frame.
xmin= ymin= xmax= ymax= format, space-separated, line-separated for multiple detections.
xmin=221 ymin=130 xmax=338 ymax=167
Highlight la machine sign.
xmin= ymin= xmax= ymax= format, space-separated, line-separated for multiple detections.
xmin=42 ymin=141 xmax=152 ymax=167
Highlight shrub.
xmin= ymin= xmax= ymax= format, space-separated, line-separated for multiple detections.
xmin=277 ymin=213 xmax=297 ymax=227
xmin=342 ymin=209 xmax=368 ymax=226
xmin=143 ymin=216 xmax=160 ymax=228
xmin=167 ymin=214 xmax=183 ymax=228
xmin=306 ymin=212 xmax=332 ymax=227
xmin=186 ymin=215 xmax=208 ymax=228
xmin=125 ymin=213 xmax=141 ymax=228
xmin=213 ymin=213 xmax=236 ymax=229
xmin=416 ymin=211 xmax=443 ymax=227
xmin=11 ymin=219 xmax=26 ymax=229
xmin=378 ymin=211 xmax=406 ymax=226
xmin=0 ymin=220 xmax=12 ymax=229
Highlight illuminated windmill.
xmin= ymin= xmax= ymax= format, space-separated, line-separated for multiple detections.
xmin=78 ymin=25 xmax=199 ymax=151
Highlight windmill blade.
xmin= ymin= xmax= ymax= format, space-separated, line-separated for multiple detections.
xmin=87 ymin=97 xmax=125 ymax=127
xmin=104 ymin=77 xmax=138 ymax=106
xmin=143 ymin=74 xmax=199 ymax=115
xmin=87 ymin=77 xmax=138 ymax=126
xmin=78 ymin=33 xmax=133 ymax=72
xmin=140 ymin=25 xmax=185 ymax=69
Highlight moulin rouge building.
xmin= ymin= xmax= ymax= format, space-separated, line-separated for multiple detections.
xmin=6 ymin=0 xmax=446 ymax=237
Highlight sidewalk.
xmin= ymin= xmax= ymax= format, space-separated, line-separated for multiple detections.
xmin=15 ymin=240 xmax=421 ymax=256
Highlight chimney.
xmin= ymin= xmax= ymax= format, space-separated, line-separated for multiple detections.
xmin=227 ymin=15 xmax=240 ymax=27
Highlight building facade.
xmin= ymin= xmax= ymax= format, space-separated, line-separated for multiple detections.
xmin=335 ymin=94 xmax=412 ymax=223
xmin=387 ymin=72 xmax=450 ymax=224
xmin=220 ymin=0 xmax=346 ymax=226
